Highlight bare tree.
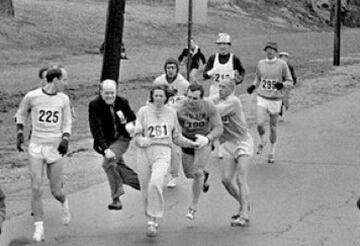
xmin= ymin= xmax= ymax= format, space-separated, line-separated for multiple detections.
xmin=0 ymin=0 xmax=15 ymax=17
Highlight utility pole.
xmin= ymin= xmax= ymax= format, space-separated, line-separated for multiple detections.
xmin=100 ymin=0 xmax=126 ymax=83
xmin=186 ymin=0 xmax=193 ymax=81
xmin=333 ymin=0 xmax=341 ymax=66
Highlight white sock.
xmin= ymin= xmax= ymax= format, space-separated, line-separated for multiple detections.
xmin=269 ymin=143 xmax=276 ymax=155
xmin=34 ymin=221 xmax=43 ymax=231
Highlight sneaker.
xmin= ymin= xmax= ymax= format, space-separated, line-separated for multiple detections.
xmin=267 ymin=154 xmax=275 ymax=164
xmin=32 ymin=227 xmax=45 ymax=242
xmin=62 ymin=198 xmax=71 ymax=225
xmin=146 ymin=221 xmax=159 ymax=237
xmin=167 ymin=177 xmax=177 ymax=188
xmin=108 ymin=198 xmax=123 ymax=210
xmin=256 ymin=143 xmax=266 ymax=155
xmin=203 ymin=171 xmax=210 ymax=193
xmin=186 ymin=207 xmax=196 ymax=220
xmin=230 ymin=215 xmax=250 ymax=227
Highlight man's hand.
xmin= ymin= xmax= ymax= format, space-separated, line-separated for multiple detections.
xmin=16 ymin=131 xmax=24 ymax=152
xmin=233 ymin=70 xmax=243 ymax=85
xmin=57 ymin=138 xmax=69 ymax=156
xmin=274 ymin=82 xmax=284 ymax=90
xmin=247 ymin=85 xmax=256 ymax=94
xmin=125 ymin=121 xmax=135 ymax=137
xmin=207 ymin=69 xmax=216 ymax=77
xmin=195 ymin=134 xmax=209 ymax=149
xmin=104 ymin=148 xmax=116 ymax=159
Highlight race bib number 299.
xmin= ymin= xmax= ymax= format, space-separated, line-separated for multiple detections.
xmin=148 ymin=123 xmax=169 ymax=138
xmin=261 ymin=79 xmax=277 ymax=91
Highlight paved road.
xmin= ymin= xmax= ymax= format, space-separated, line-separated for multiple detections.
xmin=1 ymin=89 xmax=360 ymax=246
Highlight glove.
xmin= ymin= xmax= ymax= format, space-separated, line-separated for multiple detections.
xmin=136 ymin=136 xmax=151 ymax=148
xmin=195 ymin=134 xmax=209 ymax=149
xmin=16 ymin=131 xmax=24 ymax=152
xmin=57 ymin=138 xmax=69 ymax=156
xmin=125 ymin=121 xmax=135 ymax=137
xmin=104 ymin=148 xmax=116 ymax=159
xmin=247 ymin=85 xmax=256 ymax=94
xmin=274 ymin=82 xmax=284 ymax=90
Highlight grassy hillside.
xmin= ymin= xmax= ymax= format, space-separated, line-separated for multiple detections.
xmin=0 ymin=0 xmax=302 ymax=69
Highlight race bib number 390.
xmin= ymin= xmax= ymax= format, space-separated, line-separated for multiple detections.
xmin=147 ymin=123 xmax=169 ymax=139
xmin=261 ymin=79 xmax=277 ymax=91
xmin=37 ymin=109 xmax=60 ymax=124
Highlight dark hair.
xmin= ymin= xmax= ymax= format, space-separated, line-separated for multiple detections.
xmin=149 ymin=85 xmax=170 ymax=104
xmin=46 ymin=67 xmax=63 ymax=83
xmin=187 ymin=83 xmax=204 ymax=98
xmin=38 ymin=67 xmax=48 ymax=79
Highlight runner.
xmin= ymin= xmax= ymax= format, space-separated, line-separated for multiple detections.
xmin=203 ymin=33 xmax=245 ymax=158
xmin=279 ymin=51 xmax=297 ymax=120
xmin=153 ymin=57 xmax=190 ymax=188
xmin=173 ymin=83 xmax=223 ymax=220
xmin=134 ymin=85 xmax=198 ymax=237
xmin=15 ymin=67 xmax=72 ymax=242
xmin=247 ymin=41 xmax=293 ymax=163
xmin=210 ymin=78 xmax=254 ymax=227
xmin=203 ymin=33 xmax=245 ymax=96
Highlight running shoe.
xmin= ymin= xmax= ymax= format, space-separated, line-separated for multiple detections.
xmin=167 ymin=177 xmax=177 ymax=188
xmin=230 ymin=215 xmax=250 ymax=227
xmin=108 ymin=198 xmax=123 ymax=210
xmin=203 ymin=171 xmax=210 ymax=193
xmin=32 ymin=227 xmax=45 ymax=242
xmin=186 ymin=207 xmax=196 ymax=220
xmin=146 ymin=221 xmax=159 ymax=237
xmin=62 ymin=198 xmax=71 ymax=225
xmin=267 ymin=154 xmax=275 ymax=164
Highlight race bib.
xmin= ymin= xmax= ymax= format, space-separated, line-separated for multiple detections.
xmin=37 ymin=109 xmax=60 ymax=125
xmin=184 ymin=120 xmax=206 ymax=130
xmin=261 ymin=79 xmax=277 ymax=91
xmin=214 ymin=73 xmax=232 ymax=83
xmin=147 ymin=123 xmax=169 ymax=139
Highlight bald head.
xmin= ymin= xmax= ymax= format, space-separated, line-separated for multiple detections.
xmin=100 ymin=79 xmax=117 ymax=104
xmin=219 ymin=78 xmax=236 ymax=99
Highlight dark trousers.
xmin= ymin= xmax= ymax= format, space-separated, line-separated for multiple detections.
xmin=102 ymin=139 xmax=140 ymax=200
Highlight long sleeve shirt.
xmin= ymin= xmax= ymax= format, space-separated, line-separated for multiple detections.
xmin=253 ymin=58 xmax=294 ymax=100
xmin=174 ymin=98 xmax=223 ymax=142
xmin=211 ymin=94 xmax=250 ymax=143
xmin=134 ymin=104 xmax=194 ymax=148
xmin=16 ymin=88 xmax=72 ymax=144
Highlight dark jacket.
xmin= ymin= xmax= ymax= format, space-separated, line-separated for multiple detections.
xmin=178 ymin=47 xmax=206 ymax=70
xmin=89 ymin=95 xmax=136 ymax=155
xmin=0 ymin=187 xmax=5 ymax=231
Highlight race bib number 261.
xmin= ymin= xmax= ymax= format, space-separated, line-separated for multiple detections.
xmin=147 ymin=123 xmax=169 ymax=138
